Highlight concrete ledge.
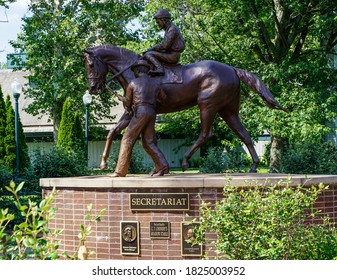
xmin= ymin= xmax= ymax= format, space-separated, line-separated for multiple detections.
xmin=40 ymin=173 xmax=337 ymax=189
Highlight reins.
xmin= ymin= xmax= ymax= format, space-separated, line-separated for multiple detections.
xmin=106 ymin=60 xmax=137 ymax=84
xmin=91 ymin=53 xmax=138 ymax=84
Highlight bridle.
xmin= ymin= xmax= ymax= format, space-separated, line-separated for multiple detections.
xmin=86 ymin=52 xmax=138 ymax=91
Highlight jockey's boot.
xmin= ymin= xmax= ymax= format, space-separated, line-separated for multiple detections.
xmin=144 ymin=54 xmax=164 ymax=76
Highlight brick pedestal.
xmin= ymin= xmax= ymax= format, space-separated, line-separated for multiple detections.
xmin=40 ymin=173 xmax=337 ymax=260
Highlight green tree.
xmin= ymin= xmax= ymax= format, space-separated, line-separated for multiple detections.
xmin=0 ymin=86 xmax=6 ymax=162
xmin=142 ymin=0 xmax=337 ymax=171
xmin=3 ymin=96 xmax=30 ymax=174
xmin=0 ymin=0 xmax=15 ymax=8
xmin=17 ymin=110 xmax=31 ymax=173
xmin=57 ymin=97 xmax=85 ymax=153
xmin=10 ymin=0 xmax=143 ymax=142
xmin=3 ymin=96 xmax=15 ymax=171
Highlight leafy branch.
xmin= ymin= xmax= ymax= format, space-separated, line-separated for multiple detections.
xmin=0 ymin=181 xmax=105 ymax=260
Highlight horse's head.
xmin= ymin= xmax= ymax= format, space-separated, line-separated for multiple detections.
xmin=83 ymin=49 xmax=108 ymax=94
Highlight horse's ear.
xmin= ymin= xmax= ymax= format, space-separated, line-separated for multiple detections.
xmin=84 ymin=49 xmax=93 ymax=55
xmin=77 ymin=53 xmax=85 ymax=58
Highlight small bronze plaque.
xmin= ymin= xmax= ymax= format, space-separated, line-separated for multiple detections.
xmin=120 ymin=221 xmax=140 ymax=255
xmin=181 ymin=222 xmax=202 ymax=257
xmin=130 ymin=193 xmax=189 ymax=211
xmin=150 ymin=222 xmax=170 ymax=239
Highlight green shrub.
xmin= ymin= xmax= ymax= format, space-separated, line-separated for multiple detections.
xmin=0 ymin=163 xmax=12 ymax=194
xmin=199 ymin=146 xmax=250 ymax=173
xmin=129 ymin=149 xmax=149 ymax=174
xmin=199 ymin=147 xmax=226 ymax=173
xmin=179 ymin=157 xmax=203 ymax=168
xmin=106 ymin=142 xmax=150 ymax=174
xmin=0 ymin=181 xmax=105 ymax=260
xmin=3 ymin=96 xmax=16 ymax=172
xmin=223 ymin=147 xmax=250 ymax=172
xmin=0 ymin=194 xmax=41 ymax=227
xmin=194 ymin=180 xmax=337 ymax=260
xmin=31 ymin=146 xmax=88 ymax=178
xmin=1 ymin=164 xmax=40 ymax=226
xmin=0 ymin=85 xmax=6 ymax=161
xmin=279 ymin=142 xmax=337 ymax=174
xmin=57 ymin=98 xmax=85 ymax=154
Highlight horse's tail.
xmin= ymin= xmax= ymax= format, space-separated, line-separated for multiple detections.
xmin=234 ymin=67 xmax=287 ymax=112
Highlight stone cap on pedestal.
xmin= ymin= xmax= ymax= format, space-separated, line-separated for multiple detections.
xmin=40 ymin=173 xmax=337 ymax=189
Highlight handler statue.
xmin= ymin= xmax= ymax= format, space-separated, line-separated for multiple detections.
xmin=111 ymin=60 xmax=169 ymax=177
xmin=143 ymin=8 xmax=185 ymax=76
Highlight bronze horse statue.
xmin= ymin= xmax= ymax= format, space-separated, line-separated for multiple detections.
xmin=83 ymin=45 xmax=286 ymax=173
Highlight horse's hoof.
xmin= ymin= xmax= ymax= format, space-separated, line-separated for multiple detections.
xmin=151 ymin=167 xmax=169 ymax=176
xmin=149 ymin=168 xmax=156 ymax=176
xmin=181 ymin=161 xmax=188 ymax=172
xmin=100 ymin=162 xmax=107 ymax=170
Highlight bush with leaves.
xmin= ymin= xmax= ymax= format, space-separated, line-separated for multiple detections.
xmin=0 ymin=163 xmax=12 ymax=194
xmin=0 ymin=182 xmax=60 ymax=259
xmin=31 ymin=146 xmax=87 ymax=178
xmin=57 ymin=98 xmax=85 ymax=154
xmin=199 ymin=146 xmax=250 ymax=173
xmin=0 ymin=181 xmax=105 ymax=260
xmin=278 ymin=142 xmax=337 ymax=174
xmin=0 ymin=85 xmax=6 ymax=162
xmin=223 ymin=146 xmax=251 ymax=172
xmin=199 ymin=147 xmax=226 ymax=173
xmin=129 ymin=148 xmax=149 ymax=174
xmin=0 ymin=164 xmax=40 ymax=227
xmin=106 ymin=142 xmax=150 ymax=174
xmin=193 ymin=179 xmax=337 ymax=260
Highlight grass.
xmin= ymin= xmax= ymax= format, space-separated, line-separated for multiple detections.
xmin=169 ymin=165 xmax=269 ymax=174
xmin=169 ymin=168 xmax=200 ymax=174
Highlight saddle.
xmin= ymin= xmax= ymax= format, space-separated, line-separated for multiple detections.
xmin=160 ymin=64 xmax=183 ymax=84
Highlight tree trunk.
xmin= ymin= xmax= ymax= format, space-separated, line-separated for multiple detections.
xmin=269 ymin=135 xmax=287 ymax=173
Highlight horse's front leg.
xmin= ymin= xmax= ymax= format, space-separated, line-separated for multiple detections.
xmin=100 ymin=111 xmax=132 ymax=170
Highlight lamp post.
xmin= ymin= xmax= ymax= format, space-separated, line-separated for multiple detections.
xmin=83 ymin=90 xmax=92 ymax=163
xmin=11 ymin=78 xmax=22 ymax=175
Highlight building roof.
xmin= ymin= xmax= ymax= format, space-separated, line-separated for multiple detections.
xmin=0 ymin=69 xmax=124 ymax=137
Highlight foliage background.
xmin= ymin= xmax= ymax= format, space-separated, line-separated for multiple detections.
xmin=5 ymin=0 xmax=337 ymax=171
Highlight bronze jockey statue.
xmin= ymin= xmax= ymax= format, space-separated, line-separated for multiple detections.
xmin=143 ymin=8 xmax=185 ymax=76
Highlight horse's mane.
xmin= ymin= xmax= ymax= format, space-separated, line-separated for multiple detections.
xmin=87 ymin=44 xmax=139 ymax=60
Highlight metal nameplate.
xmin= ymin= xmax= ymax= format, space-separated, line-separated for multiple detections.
xmin=150 ymin=221 xmax=171 ymax=239
xmin=130 ymin=193 xmax=189 ymax=211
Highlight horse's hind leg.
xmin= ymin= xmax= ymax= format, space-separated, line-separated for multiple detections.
xmin=100 ymin=111 xmax=132 ymax=170
xmin=182 ymin=104 xmax=217 ymax=171
xmin=219 ymin=110 xmax=259 ymax=172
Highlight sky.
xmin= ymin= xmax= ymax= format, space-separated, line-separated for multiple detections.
xmin=0 ymin=0 xmax=29 ymax=63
